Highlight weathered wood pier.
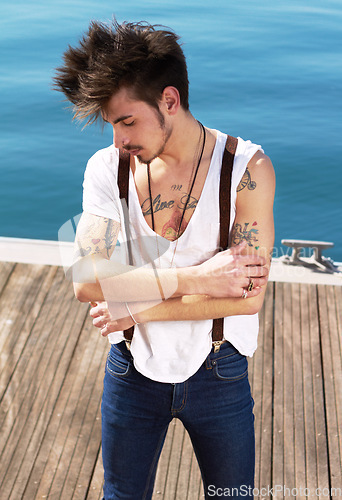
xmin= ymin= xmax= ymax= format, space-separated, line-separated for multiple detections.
xmin=0 ymin=259 xmax=341 ymax=499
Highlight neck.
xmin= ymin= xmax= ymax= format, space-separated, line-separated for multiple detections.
xmin=155 ymin=112 xmax=203 ymax=169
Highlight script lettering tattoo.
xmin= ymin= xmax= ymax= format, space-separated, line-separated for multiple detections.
xmin=171 ymin=184 xmax=183 ymax=191
xmin=141 ymin=194 xmax=199 ymax=216
xmin=178 ymin=194 xmax=198 ymax=211
xmin=231 ymin=221 xmax=259 ymax=248
xmin=141 ymin=195 xmax=174 ymax=216
xmin=237 ymin=167 xmax=256 ymax=192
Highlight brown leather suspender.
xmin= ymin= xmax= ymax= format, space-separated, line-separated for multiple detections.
xmin=118 ymin=134 xmax=238 ymax=347
xmin=211 ymin=135 xmax=238 ymax=349
xmin=117 ymin=150 xmax=135 ymax=343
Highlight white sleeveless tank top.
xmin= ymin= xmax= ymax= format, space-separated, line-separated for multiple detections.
xmin=82 ymin=130 xmax=263 ymax=383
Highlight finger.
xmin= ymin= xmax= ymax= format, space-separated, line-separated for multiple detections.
xmin=241 ymin=264 xmax=269 ymax=277
xmin=244 ymin=276 xmax=268 ymax=289
xmin=93 ymin=316 xmax=108 ymax=329
xmin=240 ymin=286 xmax=263 ymax=299
xmin=238 ymin=254 xmax=267 ymax=266
xmin=248 ymin=286 xmax=263 ymax=297
xmin=228 ymin=241 xmax=247 ymax=255
xmin=100 ymin=325 xmax=110 ymax=337
xmin=89 ymin=305 xmax=104 ymax=318
xmin=90 ymin=302 xmax=109 ymax=318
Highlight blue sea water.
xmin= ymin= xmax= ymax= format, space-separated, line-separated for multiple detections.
xmin=1 ymin=0 xmax=341 ymax=260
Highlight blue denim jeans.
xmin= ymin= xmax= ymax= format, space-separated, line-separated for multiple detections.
xmin=101 ymin=341 xmax=255 ymax=499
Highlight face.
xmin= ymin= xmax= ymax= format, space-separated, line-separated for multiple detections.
xmin=103 ymin=87 xmax=172 ymax=164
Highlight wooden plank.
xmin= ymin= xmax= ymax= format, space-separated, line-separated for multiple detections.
xmin=252 ymin=282 xmax=274 ymax=496
xmin=70 ymin=402 xmax=102 ymax=500
xmin=258 ymin=282 xmax=274 ymax=495
xmin=333 ymin=285 xmax=342 ymax=485
xmin=162 ymin=419 xmax=186 ymax=499
xmin=308 ymin=284 xmax=329 ymax=496
xmin=318 ymin=285 xmax=342 ymax=496
xmin=292 ymin=282 xmax=306 ymax=495
xmin=283 ymin=282 xmax=295 ymax=497
xmin=273 ymin=281 xmax=285 ymax=487
xmin=85 ymin=447 xmax=104 ymax=500
xmin=153 ymin=419 xmax=177 ymax=498
xmin=186 ymin=446 xmax=203 ymax=500
xmin=175 ymin=426 xmax=203 ymax=499
xmin=300 ymin=283 xmax=330 ymax=498
xmin=174 ymin=425 xmax=193 ymax=498
xmin=301 ymin=283 xmax=318 ymax=495
xmin=0 ymin=261 xmax=15 ymax=296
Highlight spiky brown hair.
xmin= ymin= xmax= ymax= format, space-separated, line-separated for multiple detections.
xmin=53 ymin=19 xmax=189 ymax=125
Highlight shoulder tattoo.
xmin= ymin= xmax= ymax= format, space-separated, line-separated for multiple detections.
xmin=237 ymin=167 xmax=256 ymax=192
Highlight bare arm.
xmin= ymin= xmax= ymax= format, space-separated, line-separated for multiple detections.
xmin=91 ymin=151 xmax=275 ymax=334
xmin=135 ymin=151 xmax=275 ymax=320
xmin=72 ymin=211 xmax=268 ymax=303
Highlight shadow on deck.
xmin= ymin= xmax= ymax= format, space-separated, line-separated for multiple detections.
xmin=0 ymin=262 xmax=341 ymax=499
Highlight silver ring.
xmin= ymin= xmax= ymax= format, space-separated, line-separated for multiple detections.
xmin=242 ymin=290 xmax=248 ymax=299
xmin=248 ymin=278 xmax=254 ymax=292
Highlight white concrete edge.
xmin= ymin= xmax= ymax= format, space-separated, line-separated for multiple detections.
xmin=0 ymin=236 xmax=341 ymax=286
xmin=0 ymin=236 xmax=74 ymax=268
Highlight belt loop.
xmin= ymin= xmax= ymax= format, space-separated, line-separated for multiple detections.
xmin=205 ymin=355 xmax=212 ymax=370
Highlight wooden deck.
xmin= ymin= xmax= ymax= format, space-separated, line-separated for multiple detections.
xmin=0 ymin=261 xmax=341 ymax=499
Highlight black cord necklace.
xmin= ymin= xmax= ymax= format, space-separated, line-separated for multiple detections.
xmin=147 ymin=121 xmax=206 ymax=240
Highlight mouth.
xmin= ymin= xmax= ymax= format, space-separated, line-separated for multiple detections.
xmin=124 ymin=148 xmax=141 ymax=156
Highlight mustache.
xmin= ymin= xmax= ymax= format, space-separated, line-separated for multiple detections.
xmin=123 ymin=145 xmax=142 ymax=152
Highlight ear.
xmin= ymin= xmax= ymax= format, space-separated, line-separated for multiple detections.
xmin=161 ymin=86 xmax=180 ymax=115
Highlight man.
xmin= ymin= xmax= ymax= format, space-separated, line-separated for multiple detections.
xmin=55 ymin=19 xmax=275 ymax=499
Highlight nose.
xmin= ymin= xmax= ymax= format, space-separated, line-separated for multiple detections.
xmin=113 ymin=128 xmax=129 ymax=149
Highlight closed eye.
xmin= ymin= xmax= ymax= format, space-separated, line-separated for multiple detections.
xmin=123 ymin=120 xmax=135 ymax=127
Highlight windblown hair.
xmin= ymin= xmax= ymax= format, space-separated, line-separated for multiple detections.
xmin=53 ymin=19 xmax=189 ymax=125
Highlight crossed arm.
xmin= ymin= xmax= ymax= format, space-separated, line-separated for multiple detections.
xmin=72 ymin=151 xmax=275 ymax=333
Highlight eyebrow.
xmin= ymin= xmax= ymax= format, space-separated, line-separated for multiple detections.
xmin=113 ymin=115 xmax=133 ymax=125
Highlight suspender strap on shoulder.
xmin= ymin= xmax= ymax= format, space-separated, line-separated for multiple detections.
xmin=117 ymin=150 xmax=134 ymax=343
xmin=212 ymin=135 xmax=238 ymax=343
xmin=117 ymin=134 xmax=238 ymax=347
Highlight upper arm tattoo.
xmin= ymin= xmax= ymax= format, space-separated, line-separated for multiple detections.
xmin=237 ymin=167 xmax=256 ymax=192
xmin=74 ymin=214 xmax=120 ymax=261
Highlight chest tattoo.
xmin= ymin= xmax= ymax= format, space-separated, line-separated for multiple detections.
xmin=141 ymin=193 xmax=198 ymax=216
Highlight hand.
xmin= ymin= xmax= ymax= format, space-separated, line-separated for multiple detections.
xmin=197 ymin=241 xmax=269 ymax=299
xmin=89 ymin=301 xmax=134 ymax=336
